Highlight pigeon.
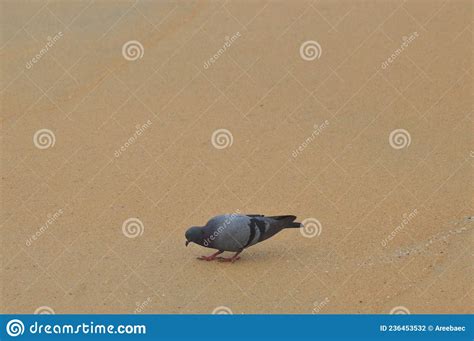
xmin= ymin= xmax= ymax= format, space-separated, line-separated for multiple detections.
xmin=185 ymin=214 xmax=302 ymax=262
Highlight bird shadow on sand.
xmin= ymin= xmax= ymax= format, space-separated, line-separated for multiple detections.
xmin=192 ymin=250 xmax=281 ymax=265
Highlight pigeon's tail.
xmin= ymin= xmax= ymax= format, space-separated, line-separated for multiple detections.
xmin=268 ymin=215 xmax=302 ymax=228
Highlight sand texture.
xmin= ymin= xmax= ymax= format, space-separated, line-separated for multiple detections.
xmin=1 ymin=0 xmax=473 ymax=314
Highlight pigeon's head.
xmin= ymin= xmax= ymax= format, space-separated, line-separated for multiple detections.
xmin=185 ymin=226 xmax=205 ymax=246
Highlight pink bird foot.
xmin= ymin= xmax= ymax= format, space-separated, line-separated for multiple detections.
xmin=217 ymin=251 xmax=242 ymax=263
xmin=197 ymin=250 xmax=223 ymax=261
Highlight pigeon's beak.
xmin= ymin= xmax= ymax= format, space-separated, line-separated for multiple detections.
xmin=185 ymin=241 xmax=190 ymax=247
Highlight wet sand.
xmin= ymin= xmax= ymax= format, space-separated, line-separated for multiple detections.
xmin=1 ymin=0 xmax=472 ymax=314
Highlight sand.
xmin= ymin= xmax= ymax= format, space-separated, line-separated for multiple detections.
xmin=1 ymin=0 xmax=472 ymax=314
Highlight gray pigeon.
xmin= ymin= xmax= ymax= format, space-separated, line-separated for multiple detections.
xmin=185 ymin=214 xmax=302 ymax=262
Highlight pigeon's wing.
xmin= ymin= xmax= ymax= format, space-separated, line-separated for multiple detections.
xmin=245 ymin=214 xmax=265 ymax=217
xmin=246 ymin=217 xmax=285 ymax=245
xmin=207 ymin=215 xmax=253 ymax=252
xmin=206 ymin=215 xmax=297 ymax=251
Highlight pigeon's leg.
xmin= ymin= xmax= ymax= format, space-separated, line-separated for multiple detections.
xmin=197 ymin=250 xmax=224 ymax=261
xmin=217 ymin=250 xmax=242 ymax=263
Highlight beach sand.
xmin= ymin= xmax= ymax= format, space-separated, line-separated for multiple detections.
xmin=1 ymin=0 xmax=472 ymax=314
